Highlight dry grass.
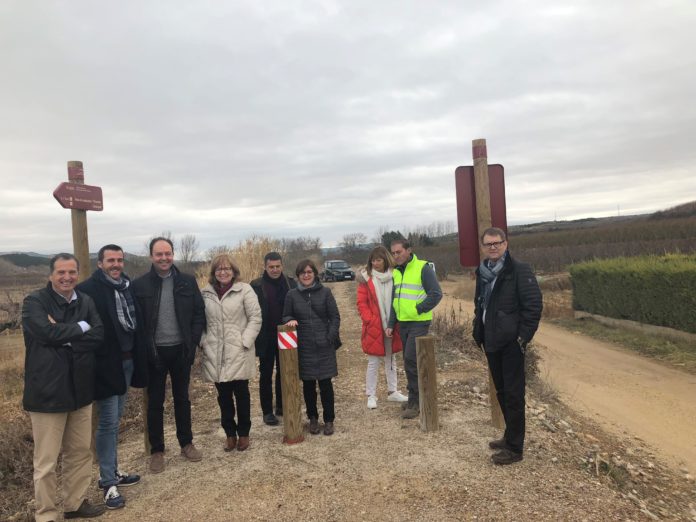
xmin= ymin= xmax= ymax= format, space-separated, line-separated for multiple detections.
xmin=0 ymin=333 xmax=34 ymax=522
xmin=197 ymin=235 xmax=284 ymax=286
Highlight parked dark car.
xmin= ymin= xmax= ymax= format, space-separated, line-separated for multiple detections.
xmin=320 ymin=260 xmax=355 ymax=282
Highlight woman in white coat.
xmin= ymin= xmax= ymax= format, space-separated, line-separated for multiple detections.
xmin=201 ymin=254 xmax=262 ymax=452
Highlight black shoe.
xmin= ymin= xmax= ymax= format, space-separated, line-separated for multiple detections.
xmin=491 ymin=448 xmax=523 ymax=465
xmin=263 ymin=413 xmax=279 ymax=426
xmin=488 ymin=438 xmax=508 ymax=450
xmin=275 ymin=407 xmax=283 ymax=416
xmin=64 ymin=499 xmax=106 ymax=519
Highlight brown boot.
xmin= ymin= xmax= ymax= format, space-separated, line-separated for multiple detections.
xmin=149 ymin=452 xmax=165 ymax=474
xmin=309 ymin=417 xmax=320 ymax=435
xmin=224 ymin=436 xmax=237 ymax=452
xmin=181 ymin=443 xmax=203 ymax=462
xmin=323 ymin=422 xmax=334 ymax=436
xmin=237 ymin=436 xmax=250 ymax=451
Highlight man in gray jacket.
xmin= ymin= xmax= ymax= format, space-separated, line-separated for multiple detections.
xmin=22 ymin=253 xmax=105 ymax=521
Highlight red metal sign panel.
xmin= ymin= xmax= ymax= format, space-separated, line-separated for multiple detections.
xmin=53 ymin=182 xmax=104 ymax=211
xmin=454 ymin=164 xmax=507 ymax=268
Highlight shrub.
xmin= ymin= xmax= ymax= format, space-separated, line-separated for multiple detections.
xmin=570 ymin=254 xmax=696 ymax=333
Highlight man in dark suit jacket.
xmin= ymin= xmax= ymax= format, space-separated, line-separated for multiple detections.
xmin=132 ymin=237 xmax=206 ymax=474
xmin=473 ymin=227 xmax=542 ymax=465
xmin=250 ymin=252 xmax=296 ymax=426
xmin=78 ymin=244 xmax=146 ymax=509
xmin=23 ymin=253 xmax=105 ymax=521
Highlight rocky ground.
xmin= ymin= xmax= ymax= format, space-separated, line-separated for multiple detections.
xmin=11 ymin=279 xmax=696 ymax=521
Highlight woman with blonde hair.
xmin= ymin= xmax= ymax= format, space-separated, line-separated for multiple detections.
xmin=200 ymin=254 xmax=262 ymax=451
xmin=356 ymin=245 xmax=407 ymax=409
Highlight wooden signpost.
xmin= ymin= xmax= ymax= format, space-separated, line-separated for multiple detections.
xmin=52 ymin=161 xmax=103 ymax=282
xmin=278 ymin=325 xmax=304 ymax=444
xmin=455 ymin=140 xmax=506 ymax=430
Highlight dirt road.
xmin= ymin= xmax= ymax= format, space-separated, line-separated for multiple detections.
xmin=535 ymin=322 xmax=696 ymax=472
xmin=100 ymin=281 xmax=657 ymax=521
xmin=440 ymin=281 xmax=696 ymax=475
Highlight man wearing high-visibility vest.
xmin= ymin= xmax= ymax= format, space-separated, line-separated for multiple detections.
xmin=385 ymin=238 xmax=442 ymax=419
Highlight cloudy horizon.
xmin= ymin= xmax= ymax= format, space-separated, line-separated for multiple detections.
xmin=1 ymin=1 xmax=695 ymax=255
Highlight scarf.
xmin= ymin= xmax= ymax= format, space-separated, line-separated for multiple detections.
xmin=477 ymin=253 xmax=506 ymax=319
xmin=369 ymin=268 xmax=393 ymax=330
xmin=214 ymin=281 xmax=233 ymax=299
xmin=96 ymin=269 xmax=137 ymax=332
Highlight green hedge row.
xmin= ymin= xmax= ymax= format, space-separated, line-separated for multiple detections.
xmin=569 ymin=254 xmax=696 ymax=334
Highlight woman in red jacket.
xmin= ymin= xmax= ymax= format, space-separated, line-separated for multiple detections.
xmin=356 ymin=246 xmax=407 ymax=409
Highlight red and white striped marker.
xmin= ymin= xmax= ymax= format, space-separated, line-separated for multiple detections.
xmin=278 ymin=330 xmax=298 ymax=350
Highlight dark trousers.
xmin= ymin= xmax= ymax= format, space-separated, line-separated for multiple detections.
xmin=215 ymin=380 xmax=251 ymax=437
xmin=399 ymin=321 xmax=431 ymax=402
xmin=259 ymin=342 xmax=282 ymax=415
xmin=485 ymin=341 xmax=526 ymax=454
xmin=302 ymin=379 xmax=335 ymax=423
xmin=147 ymin=345 xmax=193 ymax=454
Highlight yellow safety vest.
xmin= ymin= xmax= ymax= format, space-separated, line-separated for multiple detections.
xmin=392 ymin=254 xmax=432 ymax=322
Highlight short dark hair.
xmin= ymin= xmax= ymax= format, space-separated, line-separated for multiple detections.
xmin=480 ymin=227 xmax=507 ymax=243
xmin=264 ymin=252 xmax=283 ymax=264
xmin=149 ymin=237 xmax=174 ymax=255
xmin=98 ymin=244 xmax=123 ymax=262
xmin=49 ymin=253 xmax=79 ymax=273
xmin=390 ymin=238 xmax=410 ymax=250
xmin=295 ymin=259 xmax=318 ymax=278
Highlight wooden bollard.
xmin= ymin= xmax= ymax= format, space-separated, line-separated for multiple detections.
xmin=278 ymin=325 xmax=304 ymax=444
xmin=416 ymin=336 xmax=439 ymax=432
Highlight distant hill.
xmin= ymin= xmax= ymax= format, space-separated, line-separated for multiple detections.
xmin=0 ymin=253 xmax=51 ymax=268
xmin=650 ymin=200 xmax=696 ymax=219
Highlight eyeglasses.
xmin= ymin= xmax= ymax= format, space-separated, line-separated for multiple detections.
xmin=300 ymin=270 xmax=315 ymax=275
xmin=482 ymin=240 xmax=506 ymax=249
xmin=215 ymin=267 xmax=233 ymax=273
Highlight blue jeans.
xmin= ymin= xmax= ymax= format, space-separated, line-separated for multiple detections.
xmin=96 ymin=358 xmax=134 ymax=487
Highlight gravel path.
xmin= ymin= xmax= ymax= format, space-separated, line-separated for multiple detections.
xmin=94 ymin=281 xmax=694 ymax=521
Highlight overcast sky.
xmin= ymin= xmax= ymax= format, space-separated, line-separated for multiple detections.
xmin=1 ymin=1 xmax=695 ymax=255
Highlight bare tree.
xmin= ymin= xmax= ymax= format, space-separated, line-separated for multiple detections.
xmin=340 ymin=232 xmax=367 ymax=251
xmin=179 ymin=234 xmax=200 ymax=264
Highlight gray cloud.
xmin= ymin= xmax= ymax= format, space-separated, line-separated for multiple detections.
xmin=1 ymin=0 xmax=695 ymax=254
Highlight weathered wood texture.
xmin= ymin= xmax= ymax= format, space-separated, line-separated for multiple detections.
xmin=278 ymin=325 xmax=304 ymax=444
xmin=472 ymin=139 xmax=506 ymax=430
xmin=416 ymin=336 xmax=439 ymax=432
xmin=67 ymin=161 xmax=90 ymax=283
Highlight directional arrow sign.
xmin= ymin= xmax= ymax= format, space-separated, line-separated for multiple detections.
xmin=53 ymin=182 xmax=104 ymax=211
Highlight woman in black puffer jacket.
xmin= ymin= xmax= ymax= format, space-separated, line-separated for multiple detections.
xmin=282 ymin=259 xmax=341 ymax=436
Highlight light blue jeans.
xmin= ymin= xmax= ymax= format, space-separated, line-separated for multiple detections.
xmin=96 ymin=358 xmax=133 ymax=487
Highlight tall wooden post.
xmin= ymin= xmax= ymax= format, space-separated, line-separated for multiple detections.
xmin=416 ymin=336 xmax=439 ymax=431
xmin=472 ymin=139 xmax=506 ymax=430
xmin=278 ymin=325 xmax=304 ymax=444
xmin=66 ymin=161 xmax=91 ymax=283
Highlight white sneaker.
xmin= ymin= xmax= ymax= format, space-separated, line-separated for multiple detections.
xmin=387 ymin=391 xmax=408 ymax=402
xmin=367 ymin=396 xmax=377 ymax=409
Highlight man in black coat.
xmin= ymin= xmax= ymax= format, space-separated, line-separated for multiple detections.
xmin=22 ymin=253 xmax=105 ymax=521
xmin=77 ymin=244 xmax=146 ymax=509
xmin=473 ymin=227 xmax=542 ymax=465
xmin=132 ymin=237 xmax=206 ymax=474
xmin=250 ymin=252 xmax=297 ymax=426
